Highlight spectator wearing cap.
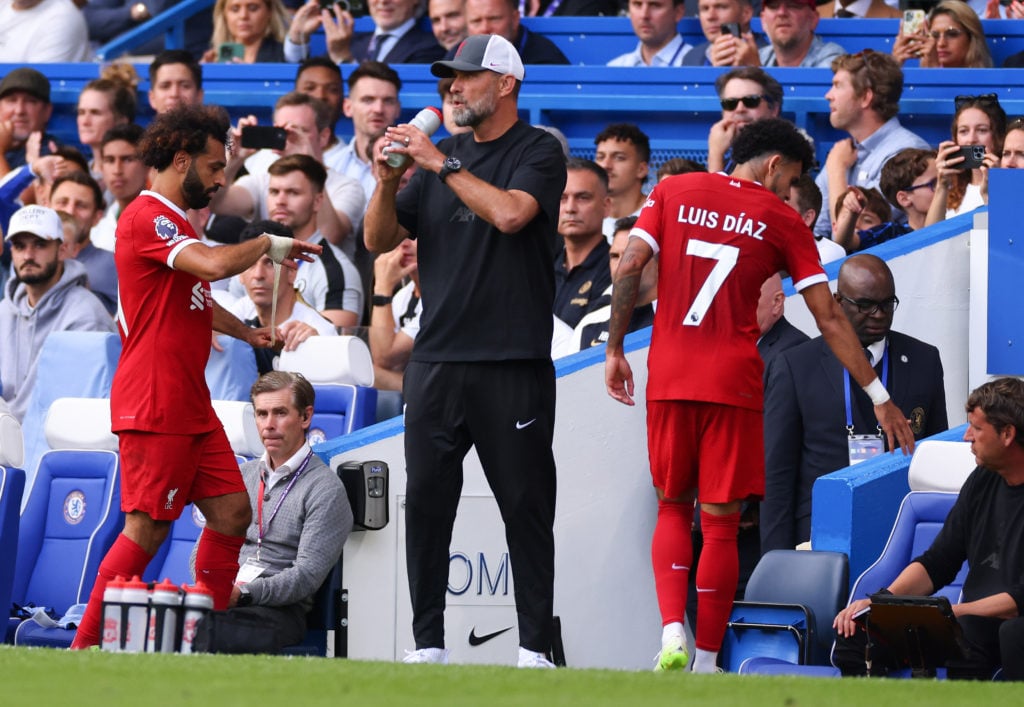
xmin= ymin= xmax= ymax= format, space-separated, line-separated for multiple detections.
xmin=0 ymin=0 xmax=92 ymax=63
xmin=0 ymin=68 xmax=59 ymax=174
xmin=0 ymin=205 xmax=115 ymax=421
xmin=758 ymin=0 xmax=845 ymax=68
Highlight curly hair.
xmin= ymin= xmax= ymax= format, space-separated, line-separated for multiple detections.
xmin=594 ymin=123 xmax=651 ymax=164
xmin=831 ymin=50 xmax=904 ymax=122
xmin=139 ymin=104 xmax=230 ymax=171
xmin=731 ymin=118 xmax=814 ymax=173
xmin=879 ymin=148 xmax=935 ymax=207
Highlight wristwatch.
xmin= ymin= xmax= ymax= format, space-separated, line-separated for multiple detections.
xmin=372 ymin=294 xmax=393 ymax=307
xmin=236 ymin=585 xmax=253 ymax=607
xmin=438 ymin=156 xmax=462 ymax=184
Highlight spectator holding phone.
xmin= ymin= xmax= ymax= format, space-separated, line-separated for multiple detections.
xmin=893 ymin=1 xmax=992 ymax=68
xmin=203 ymin=0 xmax=291 ymax=63
xmin=682 ymin=0 xmax=764 ymax=67
xmin=927 ymin=94 xmax=1005 ymax=225
xmin=285 ymin=0 xmax=444 ymax=64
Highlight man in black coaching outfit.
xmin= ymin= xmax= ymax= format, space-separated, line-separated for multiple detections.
xmin=363 ymin=33 xmax=567 ymax=668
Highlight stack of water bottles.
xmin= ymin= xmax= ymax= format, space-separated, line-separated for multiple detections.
xmin=101 ymin=577 xmax=214 ymax=653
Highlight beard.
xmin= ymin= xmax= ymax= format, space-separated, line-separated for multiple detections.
xmin=452 ymin=91 xmax=498 ymax=129
xmin=17 ymin=258 xmax=59 ymax=285
xmin=182 ymin=162 xmax=218 ymax=210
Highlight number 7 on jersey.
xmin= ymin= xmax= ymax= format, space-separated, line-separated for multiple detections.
xmin=683 ymin=239 xmax=739 ymax=326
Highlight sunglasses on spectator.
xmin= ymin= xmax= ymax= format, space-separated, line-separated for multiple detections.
xmin=954 ymin=93 xmax=999 ymax=110
xmin=903 ymin=178 xmax=937 ymax=192
xmin=720 ymin=95 xmax=771 ymax=111
xmin=836 ymin=293 xmax=900 ymax=316
xmin=930 ymin=27 xmax=965 ymax=41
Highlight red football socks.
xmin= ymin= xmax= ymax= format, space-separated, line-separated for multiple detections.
xmin=694 ymin=510 xmax=740 ymax=652
xmin=71 ymin=533 xmax=153 ymax=649
xmin=651 ymin=499 xmax=695 ymax=627
xmin=194 ymin=527 xmax=245 ymax=610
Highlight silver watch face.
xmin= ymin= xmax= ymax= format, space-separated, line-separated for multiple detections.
xmin=444 ymin=156 xmax=461 ymax=171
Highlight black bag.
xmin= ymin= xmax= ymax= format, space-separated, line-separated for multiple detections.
xmin=192 ymin=610 xmax=282 ymax=654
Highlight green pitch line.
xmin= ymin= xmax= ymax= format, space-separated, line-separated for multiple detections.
xmin=0 ymin=645 xmax=1014 ymax=707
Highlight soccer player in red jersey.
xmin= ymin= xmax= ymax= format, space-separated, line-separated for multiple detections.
xmin=604 ymin=117 xmax=915 ymax=673
xmin=71 ymin=105 xmax=321 ymax=649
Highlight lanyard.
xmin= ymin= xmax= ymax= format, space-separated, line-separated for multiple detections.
xmin=256 ymin=450 xmax=313 ymax=559
xmin=664 ymin=39 xmax=686 ymax=67
xmin=844 ymin=349 xmax=889 ymax=435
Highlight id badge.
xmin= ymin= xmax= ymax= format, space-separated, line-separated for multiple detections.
xmin=848 ymin=434 xmax=884 ymax=465
xmin=235 ymin=557 xmax=268 ymax=585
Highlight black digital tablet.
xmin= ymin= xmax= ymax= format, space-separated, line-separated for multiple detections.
xmin=864 ymin=593 xmax=967 ymax=673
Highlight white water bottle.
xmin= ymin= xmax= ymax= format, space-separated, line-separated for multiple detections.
xmin=146 ymin=578 xmax=183 ymax=653
xmin=121 ymin=576 xmax=150 ymax=653
xmin=384 ymin=106 xmax=442 ymax=169
xmin=179 ymin=582 xmax=214 ymax=654
xmin=100 ymin=576 xmax=126 ymax=652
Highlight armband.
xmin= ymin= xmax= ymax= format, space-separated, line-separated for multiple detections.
xmin=863 ymin=378 xmax=891 ymax=406
xmin=265 ymin=234 xmax=293 ymax=264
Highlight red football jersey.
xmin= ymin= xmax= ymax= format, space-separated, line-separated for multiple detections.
xmin=633 ymin=172 xmax=826 ymax=410
xmin=111 ymin=191 xmax=218 ymax=433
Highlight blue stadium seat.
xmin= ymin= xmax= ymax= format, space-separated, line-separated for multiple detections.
xmin=144 ymin=504 xmax=206 ymax=586
xmin=8 ymin=449 xmax=121 ymax=646
xmin=19 ymin=332 xmax=121 ymax=494
xmin=206 ymin=335 xmax=259 ymax=402
xmin=847 ymin=492 xmax=964 ymax=606
xmin=0 ymin=466 xmax=26 ymax=630
xmin=720 ymin=550 xmax=848 ymax=672
xmin=308 ymin=385 xmax=379 ymax=445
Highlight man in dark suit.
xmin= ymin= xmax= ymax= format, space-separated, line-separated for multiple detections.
xmin=288 ymin=0 xmax=444 ymax=64
xmin=761 ymin=253 xmax=947 ymax=553
xmin=757 ymin=272 xmax=809 ymax=368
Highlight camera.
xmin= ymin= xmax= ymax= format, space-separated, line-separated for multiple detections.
xmin=951 ymin=145 xmax=986 ymax=170
xmin=240 ymin=126 xmax=288 ymax=151
xmin=319 ymin=0 xmax=367 ymax=16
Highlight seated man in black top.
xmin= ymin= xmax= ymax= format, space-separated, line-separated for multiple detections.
xmin=449 ymin=0 xmax=570 ymax=64
xmin=834 ymin=377 xmax=1024 ymax=681
xmin=554 ymin=158 xmax=612 ymax=329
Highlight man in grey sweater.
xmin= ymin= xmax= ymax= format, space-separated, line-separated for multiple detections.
xmin=222 ymin=371 xmax=353 ymax=651
xmin=0 ymin=204 xmax=114 ymax=421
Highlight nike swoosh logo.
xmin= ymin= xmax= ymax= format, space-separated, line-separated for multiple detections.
xmin=695 ymin=587 xmax=715 ymax=593
xmin=671 ymin=563 xmax=689 ymax=570
xmin=468 ymin=626 xmax=514 ymax=646
xmin=515 ymin=418 xmax=536 ymax=430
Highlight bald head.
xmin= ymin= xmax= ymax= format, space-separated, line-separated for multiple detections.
xmin=756 ymin=272 xmax=785 ymax=336
xmin=835 ymin=254 xmax=897 ymax=346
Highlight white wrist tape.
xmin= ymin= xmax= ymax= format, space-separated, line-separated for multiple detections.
xmin=265 ymin=234 xmax=293 ymax=264
xmin=863 ymin=378 xmax=890 ymax=406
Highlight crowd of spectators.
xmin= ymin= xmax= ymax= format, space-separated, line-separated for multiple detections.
xmin=2 ymin=0 xmax=1024 ymax=675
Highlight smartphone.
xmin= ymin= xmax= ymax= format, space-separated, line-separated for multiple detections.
xmin=240 ymin=125 xmax=288 ymax=151
xmin=951 ymin=145 xmax=986 ymax=170
xmin=217 ymin=42 xmax=244 ymax=63
xmin=720 ymin=22 xmax=741 ymax=37
xmin=902 ymin=9 xmax=926 ymax=35
xmin=320 ymin=0 xmax=368 ymax=17
xmin=1001 ymin=0 xmax=1015 ymax=6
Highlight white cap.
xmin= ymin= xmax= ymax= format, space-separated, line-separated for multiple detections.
xmin=5 ymin=204 xmax=63 ymax=242
xmin=431 ymin=34 xmax=526 ymax=82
